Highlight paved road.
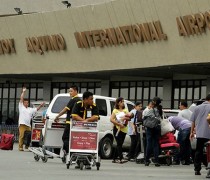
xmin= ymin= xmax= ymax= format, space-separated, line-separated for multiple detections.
xmin=0 ymin=143 xmax=208 ymax=180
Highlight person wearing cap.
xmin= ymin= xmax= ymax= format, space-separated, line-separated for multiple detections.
xmin=144 ymin=97 xmax=162 ymax=167
xmin=168 ymin=116 xmax=192 ymax=165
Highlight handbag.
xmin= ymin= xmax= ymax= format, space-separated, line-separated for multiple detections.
xmin=160 ymin=118 xmax=175 ymax=135
xmin=143 ymin=116 xmax=160 ymax=128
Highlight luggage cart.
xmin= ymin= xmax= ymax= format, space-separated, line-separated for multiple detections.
xmin=29 ymin=118 xmax=66 ymax=163
xmin=66 ymin=121 xmax=101 ymax=170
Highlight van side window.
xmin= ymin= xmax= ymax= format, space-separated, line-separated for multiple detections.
xmin=127 ymin=103 xmax=134 ymax=111
xmin=110 ymin=101 xmax=115 ymax=113
xmin=95 ymin=99 xmax=107 ymax=116
xmin=52 ymin=96 xmax=71 ymax=113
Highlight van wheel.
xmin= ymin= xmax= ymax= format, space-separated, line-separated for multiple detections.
xmin=100 ymin=137 xmax=113 ymax=159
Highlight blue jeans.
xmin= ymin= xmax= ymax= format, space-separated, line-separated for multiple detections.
xmin=145 ymin=127 xmax=160 ymax=163
xmin=175 ymin=128 xmax=191 ymax=163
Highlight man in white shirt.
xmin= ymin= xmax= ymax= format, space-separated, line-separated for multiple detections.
xmin=18 ymin=87 xmax=44 ymax=151
xmin=178 ymin=101 xmax=192 ymax=120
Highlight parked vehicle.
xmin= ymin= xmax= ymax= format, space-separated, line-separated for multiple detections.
xmin=45 ymin=93 xmax=134 ymax=159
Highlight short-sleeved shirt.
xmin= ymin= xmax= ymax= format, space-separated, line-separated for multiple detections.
xmin=168 ymin=116 xmax=191 ymax=130
xmin=71 ymin=101 xmax=99 ymax=120
xmin=65 ymin=95 xmax=81 ymax=123
xmin=190 ymin=101 xmax=210 ymax=139
xmin=127 ymin=109 xmax=137 ymax=135
xmin=178 ymin=109 xmax=192 ymax=120
xmin=18 ymin=102 xmax=37 ymax=127
xmin=112 ymin=108 xmax=129 ymax=134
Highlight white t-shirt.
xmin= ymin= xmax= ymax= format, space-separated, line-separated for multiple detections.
xmin=18 ymin=102 xmax=37 ymax=127
xmin=178 ymin=109 xmax=192 ymax=120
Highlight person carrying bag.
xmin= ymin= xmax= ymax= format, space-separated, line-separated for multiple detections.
xmin=143 ymin=97 xmax=162 ymax=167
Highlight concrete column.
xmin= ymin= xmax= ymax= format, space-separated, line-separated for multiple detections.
xmin=101 ymin=80 xmax=110 ymax=97
xmin=162 ymin=79 xmax=172 ymax=109
xmin=43 ymin=81 xmax=51 ymax=101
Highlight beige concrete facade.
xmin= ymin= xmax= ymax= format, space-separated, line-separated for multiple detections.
xmin=0 ymin=0 xmax=210 ymax=77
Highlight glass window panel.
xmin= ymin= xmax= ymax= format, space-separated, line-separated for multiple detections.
xmin=201 ymin=86 xmax=206 ymax=99
xmin=88 ymin=89 xmax=94 ymax=93
xmin=2 ymin=99 xmax=8 ymax=124
xmin=129 ymin=87 xmax=135 ymax=100
xmin=95 ymin=99 xmax=107 ymax=116
xmin=88 ymin=82 xmax=94 ymax=88
xmin=53 ymin=89 xmax=59 ymax=98
xmin=37 ymin=88 xmax=43 ymax=100
xmin=81 ymin=83 xmax=87 ymax=88
xmin=194 ymin=88 xmax=199 ymax=100
xmin=174 ymin=100 xmax=179 ymax=109
xmin=181 ymin=81 xmax=186 ymax=87
xmin=30 ymin=88 xmax=36 ymax=99
xmin=95 ymin=88 xmax=101 ymax=95
xmin=174 ymin=88 xmax=179 ymax=99
xmin=194 ymin=80 xmax=200 ymax=87
xmin=111 ymin=82 xmax=119 ymax=88
xmin=10 ymin=87 xmax=16 ymax=99
xmin=16 ymin=85 xmax=22 ymax=99
xmin=180 ymin=88 xmax=186 ymax=99
xmin=187 ymin=88 xmax=193 ymax=99
xmin=60 ymin=88 xmax=66 ymax=94
xmin=130 ymin=82 xmax=136 ymax=87
xmin=120 ymin=88 xmax=128 ymax=99
xmin=111 ymin=89 xmax=118 ymax=98
xmin=121 ymin=82 xmax=129 ymax=87
xmin=137 ymin=82 xmax=142 ymax=87
xmin=3 ymin=88 xmax=8 ymax=98
xmin=144 ymin=82 xmax=149 ymax=87
xmin=150 ymin=87 xmax=156 ymax=99
xmin=80 ymin=88 xmax=86 ymax=94
xmin=143 ymin=87 xmax=149 ymax=99
xmin=137 ymin=87 xmax=142 ymax=100
xmin=157 ymin=87 xmax=163 ymax=99
xmin=188 ymin=81 xmax=193 ymax=87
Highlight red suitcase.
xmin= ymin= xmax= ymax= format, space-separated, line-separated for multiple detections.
xmin=0 ymin=134 xmax=15 ymax=150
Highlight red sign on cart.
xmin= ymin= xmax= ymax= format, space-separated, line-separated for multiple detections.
xmin=70 ymin=131 xmax=97 ymax=150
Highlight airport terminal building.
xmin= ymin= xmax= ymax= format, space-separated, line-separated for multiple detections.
xmin=0 ymin=0 xmax=210 ymax=124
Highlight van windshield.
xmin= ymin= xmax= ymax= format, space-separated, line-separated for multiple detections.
xmin=51 ymin=96 xmax=71 ymax=113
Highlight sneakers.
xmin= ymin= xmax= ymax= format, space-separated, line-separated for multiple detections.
xmin=195 ymin=171 xmax=201 ymax=175
xmin=19 ymin=148 xmax=24 ymax=151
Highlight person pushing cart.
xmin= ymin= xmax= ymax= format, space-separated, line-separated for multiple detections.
xmin=66 ymin=91 xmax=100 ymax=170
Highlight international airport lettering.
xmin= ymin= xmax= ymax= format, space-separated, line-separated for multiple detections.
xmin=74 ymin=20 xmax=167 ymax=49
xmin=0 ymin=39 xmax=15 ymax=55
xmin=176 ymin=11 xmax=210 ymax=37
xmin=25 ymin=34 xmax=66 ymax=55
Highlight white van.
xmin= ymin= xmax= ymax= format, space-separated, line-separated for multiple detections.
xmin=45 ymin=93 xmax=134 ymax=159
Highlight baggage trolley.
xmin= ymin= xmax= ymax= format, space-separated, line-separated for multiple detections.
xmin=66 ymin=121 xmax=101 ymax=170
xmin=29 ymin=117 xmax=66 ymax=163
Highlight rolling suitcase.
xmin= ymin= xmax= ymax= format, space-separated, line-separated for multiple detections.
xmin=0 ymin=134 xmax=14 ymax=150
